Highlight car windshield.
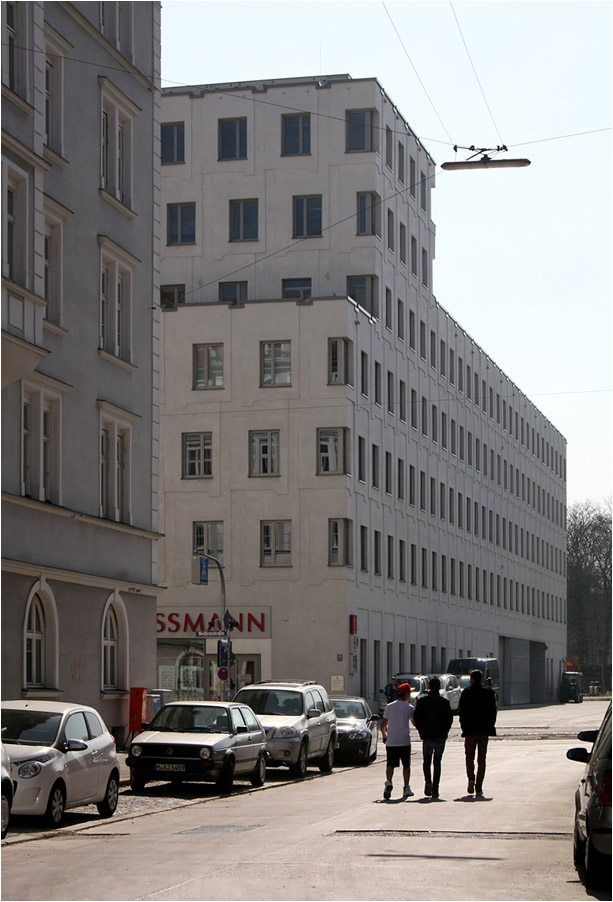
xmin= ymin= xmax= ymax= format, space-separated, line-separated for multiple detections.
xmin=149 ymin=705 xmax=230 ymax=733
xmin=235 ymin=689 xmax=303 ymax=716
xmin=458 ymin=677 xmax=470 ymax=689
xmin=1 ymin=709 xmax=62 ymax=746
xmin=332 ymin=700 xmax=366 ymax=719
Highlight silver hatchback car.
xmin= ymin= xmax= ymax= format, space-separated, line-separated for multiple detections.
xmin=567 ymin=702 xmax=611 ymax=888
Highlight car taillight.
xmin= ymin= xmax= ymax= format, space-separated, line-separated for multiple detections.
xmin=599 ymin=769 xmax=612 ymax=807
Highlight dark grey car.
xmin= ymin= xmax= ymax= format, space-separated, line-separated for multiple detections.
xmin=126 ymin=701 xmax=267 ymax=793
xmin=332 ymin=696 xmax=379 ymax=765
xmin=566 ymin=702 xmax=611 ymax=888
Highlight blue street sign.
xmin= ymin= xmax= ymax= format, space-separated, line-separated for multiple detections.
xmin=199 ymin=557 xmax=208 ymax=584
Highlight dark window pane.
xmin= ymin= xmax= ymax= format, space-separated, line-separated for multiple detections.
xmin=181 ymin=205 xmax=195 ymax=242
xmin=161 ymin=125 xmax=174 ymax=164
xmin=243 ymin=200 xmax=258 ymax=239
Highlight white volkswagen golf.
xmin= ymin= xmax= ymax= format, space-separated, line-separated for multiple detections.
xmin=1 ymin=700 xmax=119 ymax=828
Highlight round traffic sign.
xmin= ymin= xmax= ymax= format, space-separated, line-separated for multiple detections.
xmin=217 ymin=666 xmax=228 ymax=681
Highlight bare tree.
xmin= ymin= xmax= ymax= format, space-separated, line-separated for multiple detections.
xmin=567 ymin=499 xmax=612 ymax=690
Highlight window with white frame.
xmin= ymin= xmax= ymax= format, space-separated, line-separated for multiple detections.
xmin=328 ymin=337 xmax=352 ymax=385
xmin=193 ymin=343 xmax=223 ymax=389
xmin=43 ymin=195 xmax=70 ymax=325
xmin=99 ymin=77 xmax=138 ymax=208
xmin=99 ymin=236 xmax=137 ymax=362
xmin=181 ymin=432 xmax=212 ymax=479
xmin=260 ymin=340 xmax=291 ymax=386
xmin=25 ymin=594 xmax=45 ymax=688
xmin=3 ymin=1 xmax=31 ymax=98
xmin=328 ymin=518 xmax=352 ymax=566
xmin=261 ymin=520 xmax=291 ymax=566
xmin=99 ymin=2 xmax=133 ymax=56
xmin=2 ymin=159 xmax=29 ymax=286
xmin=102 ymin=605 xmax=118 ymax=689
xmin=21 ymin=376 xmax=65 ymax=504
xmin=193 ymin=521 xmax=224 ymax=565
xmin=44 ymin=27 xmax=70 ymax=155
xmin=346 ymin=109 xmax=378 ymax=152
xmin=317 ymin=427 xmax=347 ymax=474
xmin=250 ymin=430 xmax=280 ymax=476
xmin=99 ymin=401 xmax=137 ymax=521
xmin=356 ymin=192 xmax=380 ymax=236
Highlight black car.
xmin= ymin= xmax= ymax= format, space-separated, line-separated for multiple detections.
xmin=566 ymin=703 xmax=611 ymax=888
xmin=331 ymin=696 xmax=379 ymax=765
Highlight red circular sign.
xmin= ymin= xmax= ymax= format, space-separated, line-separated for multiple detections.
xmin=217 ymin=667 xmax=228 ymax=681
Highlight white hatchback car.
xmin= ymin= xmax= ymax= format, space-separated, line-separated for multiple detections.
xmin=1 ymin=700 xmax=120 ymax=828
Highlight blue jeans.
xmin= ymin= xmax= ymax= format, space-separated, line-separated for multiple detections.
xmin=422 ymin=738 xmax=446 ymax=791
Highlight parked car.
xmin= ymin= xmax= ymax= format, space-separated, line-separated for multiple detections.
xmin=447 ymin=657 xmax=500 ymax=700
xmin=1 ymin=744 xmax=14 ymax=839
xmin=1 ymin=700 xmax=119 ymax=828
xmin=566 ymin=702 xmax=611 ymax=888
xmin=233 ymin=680 xmax=337 ymax=778
xmin=560 ymin=671 xmax=584 ymax=704
xmin=393 ymin=674 xmax=430 ymax=706
xmin=331 ymin=696 xmax=379 ymax=765
xmin=436 ymin=673 xmax=462 ymax=714
xmin=126 ymin=701 xmax=267 ymax=793
xmin=458 ymin=675 xmax=471 ymax=691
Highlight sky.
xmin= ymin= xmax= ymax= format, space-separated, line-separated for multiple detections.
xmin=159 ymin=0 xmax=612 ymax=506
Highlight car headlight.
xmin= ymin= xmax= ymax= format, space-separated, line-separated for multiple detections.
xmin=130 ymin=745 xmax=142 ymax=757
xmin=348 ymin=730 xmax=370 ymax=741
xmin=18 ymin=761 xmax=42 ymax=778
xmin=274 ymin=727 xmax=298 ymax=738
xmin=199 ymin=747 xmax=212 ymax=760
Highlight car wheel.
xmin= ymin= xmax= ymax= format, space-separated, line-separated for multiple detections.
xmin=45 ymin=781 xmax=66 ymax=828
xmin=97 ymin=772 xmax=119 ymax=818
xmin=129 ymin=770 xmax=146 ymax=793
xmin=573 ymin=822 xmax=586 ymax=871
xmin=318 ymin=737 xmax=335 ymax=773
xmin=289 ymin=741 xmax=308 ymax=779
xmin=585 ymin=833 xmax=608 ymax=887
xmin=216 ymin=758 xmax=235 ymax=794
xmin=250 ymin=755 xmax=267 ymax=787
xmin=1 ymin=790 xmax=10 ymax=839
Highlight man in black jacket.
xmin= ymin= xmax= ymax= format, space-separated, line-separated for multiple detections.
xmin=413 ymin=677 xmax=453 ymax=798
xmin=459 ymin=668 xmax=497 ymax=797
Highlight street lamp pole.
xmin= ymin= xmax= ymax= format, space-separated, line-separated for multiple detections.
xmin=192 ymin=550 xmax=227 ymax=700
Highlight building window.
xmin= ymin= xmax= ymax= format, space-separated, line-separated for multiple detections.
xmin=102 ymin=605 xmax=118 ymax=689
xmin=358 ymin=436 xmax=366 ymax=482
xmin=399 ymin=223 xmax=407 ymax=264
xmin=261 ymin=340 xmax=291 ymax=386
xmin=21 ymin=378 xmax=65 ymax=504
xmin=372 ymin=444 xmax=380 ymax=488
xmin=293 ymin=195 xmax=322 ymax=238
xmin=161 ymin=284 xmax=186 ymax=307
xmin=181 ymin=432 xmax=212 ymax=479
xmin=360 ymin=352 xmax=368 ymax=396
xmin=385 ymin=451 xmax=393 ymax=494
xmin=399 ymin=380 xmax=406 ymax=422
xmin=409 ymin=310 xmax=416 ymax=349
xmin=387 ymin=371 xmax=394 ymax=414
xmin=4 ymin=1 xmax=19 ymax=93
xmin=374 ymin=361 xmax=382 ymax=405
xmin=419 ymin=320 xmax=426 ymax=358
xmin=317 ymin=427 xmax=347 ymax=474
xmin=374 ymin=531 xmax=382 ymax=575
xmin=397 ymin=300 xmax=405 ymax=341
xmin=360 ymin=526 xmax=368 ymax=571
xmin=25 ymin=594 xmax=45 ymax=688
xmin=219 ymin=118 xmax=247 ymax=160
xmin=326 ymin=336 xmax=353 ymax=384
xmin=161 ymin=122 xmax=185 ymax=164
xmin=387 ymin=209 xmax=394 ymax=251
xmin=99 ymin=402 xmax=136 ymax=522
xmin=357 ymin=192 xmax=380 ymax=236
xmin=230 ymin=199 xmax=258 ymax=241
xmin=409 ymin=156 xmax=416 ymax=196
xmin=193 ymin=521 xmax=223 ymax=565
xmin=347 ymin=275 xmax=378 ymax=318
xmin=409 ymin=465 xmax=416 ymax=505
xmin=398 ymin=142 xmax=405 ymax=184
xmin=99 ymin=236 xmax=137 ymax=362
xmin=43 ymin=196 xmax=69 ymax=325
xmin=397 ymin=458 xmax=405 ymax=500
xmin=193 ymin=343 xmax=224 ymax=389
xmin=250 ymin=430 xmax=280 ymax=476
xmin=422 ymin=248 xmax=428 ymax=286
xmin=421 ymin=396 xmax=428 ymax=435
xmin=282 ymin=113 xmax=310 ymax=155
xmin=44 ymin=28 xmax=69 ymax=154
xmin=282 ymin=278 xmax=311 ymax=301
xmin=385 ymin=126 xmax=393 ymax=168
xmin=261 ymin=520 xmax=291 ymax=566
xmin=219 ymin=281 xmax=247 ymax=304
xmin=100 ymin=78 xmax=138 ymax=207
xmin=329 ymin=519 xmax=352 ymax=566
xmin=167 ymin=202 xmax=196 ymax=245
xmin=411 ymin=390 xmax=417 ymax=429
xmin=399 ymin=540 xmax=406 ymax=581
xmin=387 ymin=535 xmax=394 ymax=578
xmin=420 ymin=171 xmax=427 ymax=210
xmin=346 ymin=109 xmax=377 ymax=152
xmin=410 ymin=235 xmax=417 ymax=276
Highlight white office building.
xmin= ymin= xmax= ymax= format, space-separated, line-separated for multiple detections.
xmin=158 ymin=74 xmax=567 ymax=707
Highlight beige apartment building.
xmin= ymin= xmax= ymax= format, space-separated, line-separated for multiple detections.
xmin=158 ymin=74 xmax=567 ymax=708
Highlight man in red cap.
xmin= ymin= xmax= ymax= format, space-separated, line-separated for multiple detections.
xmin=380 ymin=681 xmax=415 ymax=799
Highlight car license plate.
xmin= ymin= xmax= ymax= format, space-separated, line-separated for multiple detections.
xmin=154 ymin=763 xmax=185 ymax=772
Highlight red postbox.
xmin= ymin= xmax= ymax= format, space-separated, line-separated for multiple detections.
xmin=129 ymin=687 xmax=147 ymax=732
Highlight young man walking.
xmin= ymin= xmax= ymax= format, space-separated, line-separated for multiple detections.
xmin=413 ymin=676 xmax=453 ymax=798
xmin=380 ymin=682 xmax=415 ymax=800
xmin=459 ymin=668 xmax=497 ymax=796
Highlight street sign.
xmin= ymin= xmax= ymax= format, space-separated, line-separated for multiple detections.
xmin=217 ymin=667 xmax=228 ymax=681
xmin=195 ymin=629 xmax=226 ymax=638
xmin=191 ymin=556 xmax=208 ymax=585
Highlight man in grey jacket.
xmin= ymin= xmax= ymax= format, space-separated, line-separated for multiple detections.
xmin=413 ymin=677 xmax=453 ymax=798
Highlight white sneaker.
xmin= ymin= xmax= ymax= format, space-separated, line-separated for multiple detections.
xmin=383 ymin=781 xmax=393 ymax=799
xmin=403 ymin=785 xmax=414 ymax=798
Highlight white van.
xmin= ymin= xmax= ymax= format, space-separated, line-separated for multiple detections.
xmin=447 ymin=658 xmax=500 ymax=700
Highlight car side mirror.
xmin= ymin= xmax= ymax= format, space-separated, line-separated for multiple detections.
xmin=307 ymin=708 xmax=320 ymax=718
xmin=63 ymin=739 xmax=88 ymax=752
xmin=140 ymin=722 xmax=150 ymax=730
xmin=577 ymin=730 xmax=597 ymax=743
xmin=566 ymin=747 xmax=590 ymax=763
xmin=235 ymin=724 xmax=248 ymax=733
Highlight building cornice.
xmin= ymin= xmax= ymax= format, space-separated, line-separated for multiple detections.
xmin=2 ymin=556 xmax=162 ymax=596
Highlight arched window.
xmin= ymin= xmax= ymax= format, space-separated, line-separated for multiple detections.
xmin=25 ymin=594 xmax=45 ymax=687
xmin=103 ymin=606 xmax=118 ymax=689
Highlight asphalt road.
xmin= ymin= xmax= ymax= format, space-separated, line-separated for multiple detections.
xmin=2 ymin=700 xmax=610 ymax=902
